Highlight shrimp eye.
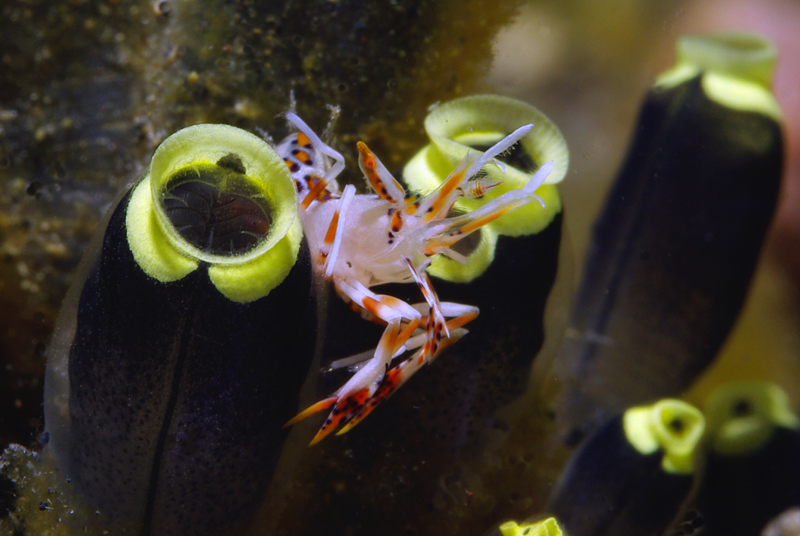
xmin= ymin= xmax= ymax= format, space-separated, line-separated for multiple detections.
xmin=163 ymin=156 xmax=273 ymax=256
xmin=127 ymin=124 xmax=303 ymax=302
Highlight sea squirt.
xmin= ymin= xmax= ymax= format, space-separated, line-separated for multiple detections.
xmin=40 ymin=124 xmax=317 ymax=536
xmin=545 ymin=399 xmax=705 ymax=536
xmin=693 ymin=381 xmax=800 ymax=536
xmin=553 ymin=33 xmax=784 ymax=442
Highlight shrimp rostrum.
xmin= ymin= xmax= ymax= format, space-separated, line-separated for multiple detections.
xmin=279 ymin=112 xmax=554 ymax=444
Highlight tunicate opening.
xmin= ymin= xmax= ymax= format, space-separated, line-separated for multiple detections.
xmin=667 ymin=417 xmax=685 ymax=435
xmin=705 ymin=381 xmax=800 ymax=457
xmin=403 ymin=94 xmax=567 ymax=239
xmin=162 ymin=154 xmax=273 ymax=256
xmin=424 ymin=94 xmax=569 ymax=187
xmin=653 ymin=400 xmax=704 ymax=446
xmin=467 ymin=140 xmax=537 ymax=174
xmin=146 ymin=123 xmax=298 ymax=266
xmin=732 ymin=399 xmax=752 ymax=417
xmin=677 ymin=33 xmax=777 ymax=88
xmin=449 ymin=228 xmax=483 ymax=258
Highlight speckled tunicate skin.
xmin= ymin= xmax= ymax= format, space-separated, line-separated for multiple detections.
xmin=546 ymin=415 xmax=694 ymax=536
xmin=43 ymin=185 xmax=318 ymax=536
xmin=553 ymin=75 xmax=783 ymax=443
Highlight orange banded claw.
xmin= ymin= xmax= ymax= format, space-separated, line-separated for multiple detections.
xmin=336 ymin=361 xmax=408 ymax=434
xmin=284 ymin=396 xmax=338 ymax=428
xmin=336 ymin=326 xmax=469 ymax=434
xmin=309 ymin=390 xmax=372 ymax=445
xmin=288 ymin=319 xmax=410 ymax=444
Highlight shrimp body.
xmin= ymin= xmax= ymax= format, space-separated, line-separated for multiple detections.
xmin=278 ymin=111 xmax=555 ymax=444
xmin=305 ymin=194 xmax=435 ymax=286
xmin=275 ymin=114 xmax=343 ymax=210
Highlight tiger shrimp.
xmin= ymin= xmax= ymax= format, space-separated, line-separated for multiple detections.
xmin=278 ymin=111 xmax=555 ymax=444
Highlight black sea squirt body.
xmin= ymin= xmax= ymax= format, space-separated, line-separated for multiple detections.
xmin=558 ymin=73 xmax=783 ymax=440
xmin=547 ymin=415 xmax=693 ymax=536
xmin=695 ymin=382 xmax=800 ymax=536
xmin=697 ymin=427 xmax=800 ymax=536
xmin=52 ymin=185 xmax=315 ymax=536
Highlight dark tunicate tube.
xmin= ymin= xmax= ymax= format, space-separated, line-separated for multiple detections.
xmin=546 ymin=399 xmax=705 ymax=536
xmin=553 ymin=33 xmax=784 ymax=442
xmin=42 ymin=125 xmax=317 ymax=536
xmin=694 ymin=381 xmax=800 ymax=536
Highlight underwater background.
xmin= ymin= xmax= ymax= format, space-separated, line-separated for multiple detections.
xmin=0 ymin=0 xmax=799 ymax=534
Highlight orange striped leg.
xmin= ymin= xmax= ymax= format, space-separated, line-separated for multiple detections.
xmin=286 ymin=279 xmax=422 ymax=443
xmin=415 ymin=157 xmax=473 ymax=224
xmin=300 ymin=174 xmax=333 ymax=209
xmin=401 ymin=305 xmax=478 ymax=362
xmin=402 ymin=257 xmax=449 ymax=359
xmin=316 ymin=184 xmax=355 ymax=276
xmin=337 ymin=324 xmax=470 ymax=434
xmin=356 ymin=141 xmax=405 ymax=203
xmin=423 ymin=198 xmax=529 ymax=256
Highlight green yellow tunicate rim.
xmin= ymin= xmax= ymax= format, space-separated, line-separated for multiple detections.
xmin=498 ymin=517 xmax=563 ymax=536
xmin=655 ymin=32 xmax=782 ymax=120
xmin=404 ymin=95 xmax=567 ymax=238
xmin=704 ymin=381 xmax=800 ymax=457
xmin=402 ymin=95 xmax=568 ymax=282
xmin=126 ymin=124 xmax=302 ymax=302
xmin=623 ymin=399 xmax=706 ymax=474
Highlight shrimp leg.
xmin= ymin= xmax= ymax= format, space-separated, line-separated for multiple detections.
xmin=287 ymin=280 xmax=421 ymax=444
